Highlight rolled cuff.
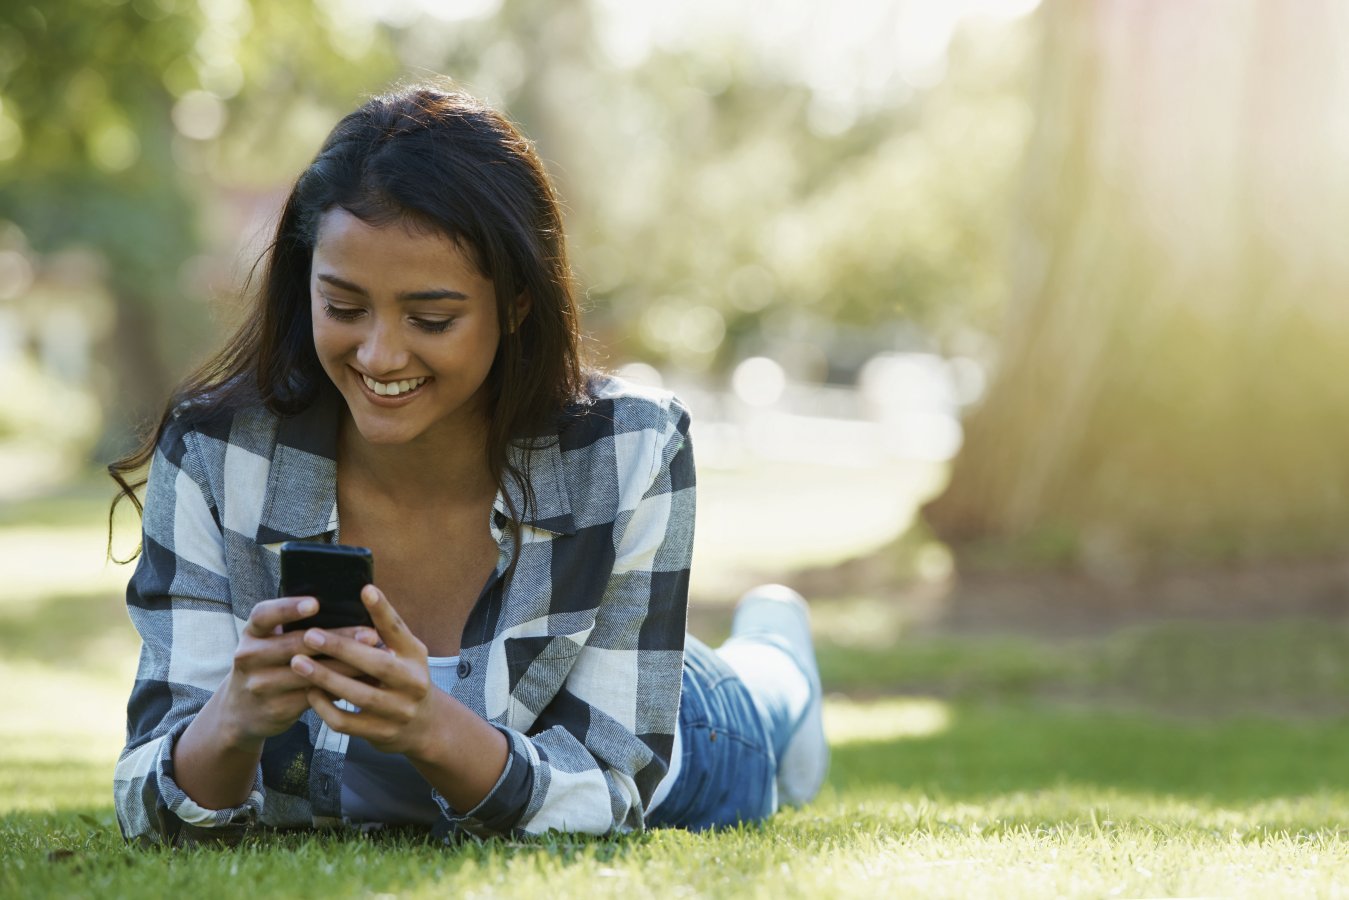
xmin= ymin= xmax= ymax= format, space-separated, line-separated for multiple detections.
xmin=432 ymin=726 xmax=534 ymax=837
xmin=157 ymin=719 xmax=264 ymax=834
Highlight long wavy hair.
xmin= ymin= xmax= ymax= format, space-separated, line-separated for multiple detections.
xmin=108 ymin=83 xmax=587 ymax=559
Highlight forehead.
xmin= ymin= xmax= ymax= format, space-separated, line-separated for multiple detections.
xmin=311 ymin=207 xmax=487 ymax=288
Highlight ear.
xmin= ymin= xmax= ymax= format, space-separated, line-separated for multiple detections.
xmin=509 ymin=292 xmax=532 ymax=334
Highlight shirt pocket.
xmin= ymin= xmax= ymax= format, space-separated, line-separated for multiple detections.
xmin=501 ymin=632 xmax=587 ymax=733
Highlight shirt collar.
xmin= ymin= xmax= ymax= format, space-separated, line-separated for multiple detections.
xmin=257 ymin=387 xmax=575 ymax=543
xmin=257 ymin=387 xmax=341 ymax=544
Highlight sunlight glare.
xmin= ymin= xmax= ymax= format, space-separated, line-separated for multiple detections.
xmin=592 ymin=0 xmax=1043 ymax=117
xmin=824 ymin=696 xmax=952 ymax=745
xmin=732 ymin=356 xmax=787 ymax=408
xmin=384 ymin=0 xmax=503 ymax=25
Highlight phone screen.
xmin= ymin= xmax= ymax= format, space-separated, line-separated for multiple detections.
xmin=279 ymin=542 xmax=375 ymax=631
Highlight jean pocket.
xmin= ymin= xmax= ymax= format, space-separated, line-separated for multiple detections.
xmin=657 ymin=721 xmax=775 ymax=831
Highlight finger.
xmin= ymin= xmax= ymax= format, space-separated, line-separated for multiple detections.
xmin=306 ymin=687 xmax=363 ymax=736
xmin=235 ymin=627 xmax=345 ymax=671
xmin=333 ymin=625 xmax=383 ymax=647
xmin=234 ymin=634 xmax=375 ymax=682
xmin=275 ymin=645 xmax=381 ymax=680
xmin=238 ymin=666 xmax=315 ymax=697
xmin=244 ymin=648 xmax=371 ymax=684
xmin=291 ymin=655 xmax=387 ymax=711
xmin=362 ymin=585 xmax=425 ymax=657
xmin=299 ymin=628 xmax=401 ymax=685
xmin=313 ymin=658 xmax=375 ymax=681
xmin=245 ymin=596 xmax=318 ymax=638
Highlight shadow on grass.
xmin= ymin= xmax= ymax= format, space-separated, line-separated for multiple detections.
xmin=814 ymin=618 xmax=1349 ymax=716
xmin=0 ymin=805 xmax=695 ymax=900
xmin=0 ymin=474 xmax=117 ymax=529
xmin=0 ymin=589 xmax=131 ymax=665
xmin=1 ymin=805 xmax=653 ymax=861
xmin=830 ymin=701 xmax=1349 ymax=804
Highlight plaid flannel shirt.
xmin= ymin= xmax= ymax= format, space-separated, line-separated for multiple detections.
xmin=114 ymin=374 xmax=694 ymax=843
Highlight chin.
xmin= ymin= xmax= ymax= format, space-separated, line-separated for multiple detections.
xmin=355 ymin=425 xmax=422 ymax=446
xmin=345 ymin=411 xmax=421 ymax=445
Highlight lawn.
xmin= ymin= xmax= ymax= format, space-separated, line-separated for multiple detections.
xmin=7 ymin=702 xmax=1349 ymax=898
xmin=3 ymin=474 xmax=1349 ymax=898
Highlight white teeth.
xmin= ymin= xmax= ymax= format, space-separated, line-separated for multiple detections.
xmin=362 ymin=374 xmax=427 ymax=397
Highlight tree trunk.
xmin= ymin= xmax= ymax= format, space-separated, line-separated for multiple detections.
xmin=93 ymin=288 xmax=175 ymax=460
xmin=923 ymin=0 xmax=1349 ymax=577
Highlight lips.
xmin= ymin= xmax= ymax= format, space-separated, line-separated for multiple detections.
xmin=361 ymin=373 xmax=428 ymax=396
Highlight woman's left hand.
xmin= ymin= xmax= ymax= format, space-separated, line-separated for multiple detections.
xmin=290 ymin=583 xmax=443 ymax=759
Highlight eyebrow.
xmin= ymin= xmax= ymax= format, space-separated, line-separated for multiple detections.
xmin=317 ymin=273 xmax=469 ymax=302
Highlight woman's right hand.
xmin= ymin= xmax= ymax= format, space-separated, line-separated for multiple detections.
xmin=220 ymin=596 xmax=380 ymax=748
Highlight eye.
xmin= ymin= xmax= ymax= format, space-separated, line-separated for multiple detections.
xmin=321 ymin=301 xmax=363 ymax=322
xmin=412 ymin=317 xmax=453 ymax=334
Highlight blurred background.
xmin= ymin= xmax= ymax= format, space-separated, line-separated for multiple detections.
xmin=3 ymin=0 xmax=1349 ymax=811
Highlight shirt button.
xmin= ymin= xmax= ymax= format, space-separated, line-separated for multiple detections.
xmin=457 ymin=660 xmax=472 ymax=678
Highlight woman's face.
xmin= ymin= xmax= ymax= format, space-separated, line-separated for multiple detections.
xmin=310 ymin=207 xmax=506 ymax=449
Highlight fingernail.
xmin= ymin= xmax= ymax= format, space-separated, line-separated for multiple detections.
xmin=298 ymin=598 xmax=318 ymax=616
xmin=362 ymin=585 xmax=379 ymax=605
xmin=304 ymin=629 xmax=326 ymax=648
xmin=292 ymin=656 xmax=314 ymax=675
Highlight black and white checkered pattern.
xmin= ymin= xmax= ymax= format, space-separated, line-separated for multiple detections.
xmin=114 ymin=374 xmax=694 ymax=842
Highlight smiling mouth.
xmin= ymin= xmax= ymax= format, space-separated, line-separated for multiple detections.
xmin=360 ymin=373 xmax=430 ymax=397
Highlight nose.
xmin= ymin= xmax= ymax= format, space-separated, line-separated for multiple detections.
xmin=356 ymin=317 xmax=410 ymax=376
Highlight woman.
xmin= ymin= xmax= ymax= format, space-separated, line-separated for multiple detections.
xmin=109 ymin=83 xmax=827 ymax=844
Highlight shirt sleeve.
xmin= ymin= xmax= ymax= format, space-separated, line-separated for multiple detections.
xmin=437 ymin=395 xmax=695 ymax=837
xmin=113 ymin=415 xmax=263 ymax=844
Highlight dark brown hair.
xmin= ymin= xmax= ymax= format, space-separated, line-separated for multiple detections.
xmin=109 ymin=82 xmax=587 ymax=558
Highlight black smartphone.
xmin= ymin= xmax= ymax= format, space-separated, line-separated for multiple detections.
xmin=279 ymin=542 xmax=375 ymax=632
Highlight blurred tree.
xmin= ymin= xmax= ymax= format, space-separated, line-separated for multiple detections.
xmin=923 ymin=0 xmax=1349 ymax=577
xmin=0 ymin=0 xmax=395 ymax=456
xmin=3 ymin=0 xmax=1037 ymax=463
xmin=573 ymin=24 xmax=1034 ymax=376
xmin=1 ymin=0 xmax=202 ymax=452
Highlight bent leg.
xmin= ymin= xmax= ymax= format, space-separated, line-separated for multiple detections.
xmin=646 ymin=635 xmax=777 ymax=830
xmin=715 ymin=584 xmax=828 ymax=806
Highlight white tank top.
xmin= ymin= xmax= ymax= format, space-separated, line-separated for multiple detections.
xmin=339 ymin=656 xmax=683 ymax=823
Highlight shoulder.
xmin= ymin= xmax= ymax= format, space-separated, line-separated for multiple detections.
xmin=153 ymin=393 xmax=281 ymax=489
xmin=548 ymin=373 xmax=693 ymax=516
xmin=559 ymin=372 xmax=691 ymax=453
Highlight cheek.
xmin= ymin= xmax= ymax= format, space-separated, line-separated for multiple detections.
xmin=468 ymin=318 xmax=503 ymax=361
xmin=310 ymin=312 xmax=345 ymax=365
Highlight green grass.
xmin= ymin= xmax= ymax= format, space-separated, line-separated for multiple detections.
xmin=7 ymin=647 xmax=1349 ymax=898
xmin=6 ymin=485 xmax=1349 ymax=897
xmin=0 ymin=470 xmax=122 ymax=529
xmin=808 ymin=595 xmax=1349 ymax=714
xmin=6 ymin=705 xmax=1349 ymax=898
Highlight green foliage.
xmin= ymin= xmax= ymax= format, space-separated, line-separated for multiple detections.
xmin=0 ymin=0 xmax=399 ymax=450
xmin=2 ymin=0 xmax=1040 ymax=472
xmin=0 ymin=1 xmax=203 ymax=381
xmin=561 ymin=22 xmax=1036 ymax=373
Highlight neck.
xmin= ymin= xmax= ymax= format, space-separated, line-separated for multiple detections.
xmin=337 ymin=411 xmax=497 ymax=507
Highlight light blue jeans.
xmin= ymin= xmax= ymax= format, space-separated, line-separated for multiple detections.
xmin=647 ymin=632 xmax=808 ymax=830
